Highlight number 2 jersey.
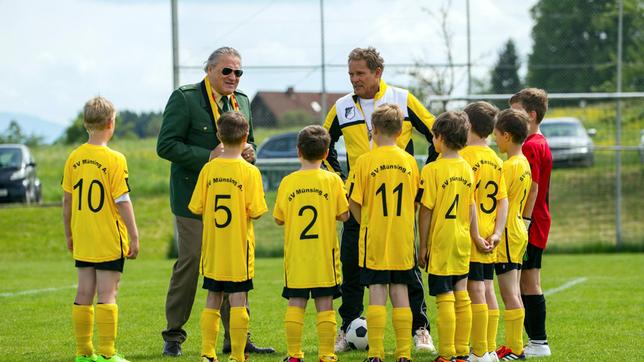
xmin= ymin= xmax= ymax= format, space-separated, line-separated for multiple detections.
xmin=418 ymin=157 xmax=474 ymax=276
xmin=349 ymin=145 xmax=419 ymax=271
xmin=188 ymin=158 xmax=268 ymax=282
xmin=460 ymin=145 xmax=508 ymax=264
xmin=273 ymin=169 xmax=348 ymax=289
xmin=62 ymin=143 xmax=131 ymax=263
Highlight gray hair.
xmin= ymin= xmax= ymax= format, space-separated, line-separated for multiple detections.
xmin=203 ymin=47 xmax=242 ymax=72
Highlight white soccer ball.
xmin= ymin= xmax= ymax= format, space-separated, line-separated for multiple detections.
xmin=345 ymin=316 xmax=369 ymax=350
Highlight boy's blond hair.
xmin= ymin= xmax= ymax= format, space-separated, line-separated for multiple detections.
xmin=297 ymin=125 xmax=330 ymax=161
xmin=464 ymin=101 xmax=499 ymax=138
xmin=372 ymin=104 xmax=403 ymax=136
xmin=509 ymin=88 xmax=548 ymax=123
xmin=495 ymin=108 xmax=530 ymax=144
xmin=83 ymin=96 xmax=115 ymax=131
xmin=217 ymin=112 xmax=249 ymax=145
xmin=432 ymin=111 xmax=470 ymax=151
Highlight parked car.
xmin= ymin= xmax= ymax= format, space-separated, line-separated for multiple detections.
xmin=0 ymin=144 xmax=42 ymax=204
xmin=256 ymin=132 xmax=347 ymax=190
xmin=639 ymin=129 xmax=644 ymax=163
xmin=540 ymin=117 xmax=596 ymax=167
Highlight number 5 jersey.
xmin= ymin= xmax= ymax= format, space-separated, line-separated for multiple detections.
xmin=62 ymin=143 xmax=131 ymax=262
xmin=188 ymin=157 xmax=267 ymax=282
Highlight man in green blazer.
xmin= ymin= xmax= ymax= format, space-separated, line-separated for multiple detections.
xmin=157 ymin=46 xmax=274 ymax=357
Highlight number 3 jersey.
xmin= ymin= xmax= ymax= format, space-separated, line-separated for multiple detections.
xmin=418 ymin=157 xmax=474 ymax=276
xmin=273 ymin=169 xmax=348 ymax=288
xmin=189 ymin=158 xmax=268 ymax=282
xmin=349 ymin=145 xmax=419 ymax=271
xmin=62 ymin=143 xmax=131 ymax=262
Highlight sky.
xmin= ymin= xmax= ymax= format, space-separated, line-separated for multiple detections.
xmin=0 ymin=0 xmax=538 ymax=125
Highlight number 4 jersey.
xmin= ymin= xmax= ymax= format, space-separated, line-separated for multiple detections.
xmin=189 ymin=158 xmax=267 ymax=282
xmin=349 ymin=145 xmax=420 ymax=271
xmin=62 ymin=143 xmax=131 ymax=262
xmin=273 ymin=169 xmax=348 ymax=289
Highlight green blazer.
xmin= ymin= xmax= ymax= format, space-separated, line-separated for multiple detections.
xmin=156 ymin=79 xmax=255 ymax=219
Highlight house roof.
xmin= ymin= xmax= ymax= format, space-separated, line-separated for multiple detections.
xmin=252 ymin=87 xmax=346 ymax=120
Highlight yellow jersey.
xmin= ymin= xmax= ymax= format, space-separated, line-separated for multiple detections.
xmin=349 ymin=145 xmax=419 ymax=271
xmin=273 ymin=169 xmax=348 ymax=288
xmin=460 ymin=145 xmax=508 ymax=263
xmin=418 ymin=157 xmax=474 ymax=276
xmin=497 ymin=154 xmax=532 ymax=264
xmin=62 ymin=143 xmax=131 ymax=262
xmin=188 ymin=158 xmax=267 ymax=282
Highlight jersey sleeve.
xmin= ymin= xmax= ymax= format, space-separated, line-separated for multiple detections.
xmin=348 ymin=156 xmax=365 ymax=205
xmin=188 ymin=166 xmax=206 ymax=215
xmin=110 ymin=154 xmax=130 ymax=199
xmin=273 ymin=178 xmax=286 ymax=222
xmin=62 ymin=155 xmax=73 ymax=193
xmin=522 ymin=142 xmax=541 ymax=184
xmin=335 ymin=175 xmax=349 ymax=216
xmin=407 ymin=92 xmax=438 ymax=163
xmin=419 ymin=165 xmax=437 ymax=210
xmin=246 ymin=167 xmax=268 ymax=218
xmin=497 ymin=164 xmax=508 ymax=200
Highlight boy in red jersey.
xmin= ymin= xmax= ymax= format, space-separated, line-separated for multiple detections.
xmin=509 ymin=88 xmax=552 ymax=358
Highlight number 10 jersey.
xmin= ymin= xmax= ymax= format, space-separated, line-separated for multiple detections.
xmin=62 ymin=143 xmax=130 ymax=262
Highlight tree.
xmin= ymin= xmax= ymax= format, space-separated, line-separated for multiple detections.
xmin=527 ymin=0 xmax=643 ymax=93
xmin=491 ymin=39 xmax=522 ymax=94
xmin=0 ymin=120 xmax=44 ymax=146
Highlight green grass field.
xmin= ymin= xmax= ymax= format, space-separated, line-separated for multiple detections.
xmin=1 ymin=254 xmax=642 ymax=361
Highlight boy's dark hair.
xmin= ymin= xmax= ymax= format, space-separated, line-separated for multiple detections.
xmin=464 ymin=101 xmax=499 ymax=138
xmin=495 ymin=108 xmax=529 ymax=144
xmin=83 ymin=96 xmax=115 ymax=131
xmin=217 ymin=111 xmax=249 ymax=145
xmin=372 ymin=104 xmax=403 ymax=136
xmin=509 ymin=88 xmax=548 ymax=123
xmin=432 ymin=111 xmax=470 ymax=151
xmin=297 ymin=125 xmax=330 ymax=161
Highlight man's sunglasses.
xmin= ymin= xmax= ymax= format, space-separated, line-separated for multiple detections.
xmin=222 ymin=67 xmax=243 ymax=77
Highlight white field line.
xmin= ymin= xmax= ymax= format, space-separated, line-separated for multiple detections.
xmin=543 ymin=277 xmax=588 ymax=296
xmin=0 ymin=284 xmax=76 ymax=298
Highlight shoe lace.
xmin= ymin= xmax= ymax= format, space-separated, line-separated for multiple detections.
xmin=415 ymin=327 xmax=430 ymax=344
xmin=335 ymin=330 xmax=347 ymax=345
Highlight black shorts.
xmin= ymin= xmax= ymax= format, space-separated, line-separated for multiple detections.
xmin=360 ymin=267 xmax=417 ymax=286
xmin=494 ymin=262 xmax=521 ymax=275
xmin=468 ymin=262 xmax=495 ymax=281
xmin=75 ymin=258 xmax=124 ymax=272
xmin=522 ymin=243 xmax=543 ymax=269
xmin=203 ymin=277 xmax=253 ymax=293
xmin=282 ymin=285 xmax=342 ymax=300
xmin=427 ymin=273 xmax=468 ymax=296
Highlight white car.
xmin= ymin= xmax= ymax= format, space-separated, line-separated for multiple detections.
xmin=540 ymin=117 xmax=596 ymax=168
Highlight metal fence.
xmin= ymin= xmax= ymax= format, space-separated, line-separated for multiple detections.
xmin=257 ymin=93 xmax=643 ymax=250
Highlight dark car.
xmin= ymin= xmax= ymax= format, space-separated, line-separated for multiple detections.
xmin=540 ymin=117 xmax=596 ymax=167
xmin=0 ymin=144 xmax=42 ymax=204
xmin=256 ymin=132 xmax=347 ymax=190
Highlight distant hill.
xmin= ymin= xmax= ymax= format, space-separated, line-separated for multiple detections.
xmin=0 ymin=112 xmax=67 ymax=144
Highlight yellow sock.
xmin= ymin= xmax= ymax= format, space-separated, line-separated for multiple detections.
xmin=285 ymin=306 xmax=305 ymax=358
xmin=200 ymin=308 xmax=221 ymax=360
xmin=230 ymin=306 xmax=250 ymax=362
xmin=366 ymin=305 xmax=386 ymax=359
xmin=504 ymin=308 xmax=525 ymax=354
xmin=454 ymin=290 xmax=472 ymax=357
xmin=470 ymin=304 xmax=488 ymax=357
xmin=436 ymin=293 xmax=456 ymax=359
xmin=72 ymin=304 xmax=94 ymax=356
xmin=487 ymin=308 xmax=500 ymax=353
xmin=316 ymin=310 xmax=337 ymax=360
xmin=96 ymin=304 xmax=118 ymax=358
xmin=392 ymin=307 xmax=412 ymax=360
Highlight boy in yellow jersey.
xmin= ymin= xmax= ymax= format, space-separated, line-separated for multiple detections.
xmin=492 ymin=109 xmax=532 ymax=361
xmin=62 ymin=96 xmax=140 ymax=362
xmin=461 ymin=102 xmax=509 ymax=362
xmin=273 ymin=125 xmax=350 ymax=362
xmin=418 ymin=111 xmax=485 ymax=362
xmin=347 ymin=104 xmax=419 ymax=362
xmin=188 ymin=112 xmax=268 ymax=362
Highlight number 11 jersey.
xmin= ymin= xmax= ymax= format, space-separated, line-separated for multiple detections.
xmin=62 ymin=143 xmax=130 ymax=262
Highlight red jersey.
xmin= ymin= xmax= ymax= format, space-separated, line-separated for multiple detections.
xmin=522 ymin=133 xmax=552 ymax=249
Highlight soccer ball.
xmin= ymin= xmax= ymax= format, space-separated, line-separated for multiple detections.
xmin=345 ymin=317 xmax=368 ymax=350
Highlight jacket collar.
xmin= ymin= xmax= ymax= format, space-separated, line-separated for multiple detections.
xmin=352 ymin=78 xmax=388 ymax=103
